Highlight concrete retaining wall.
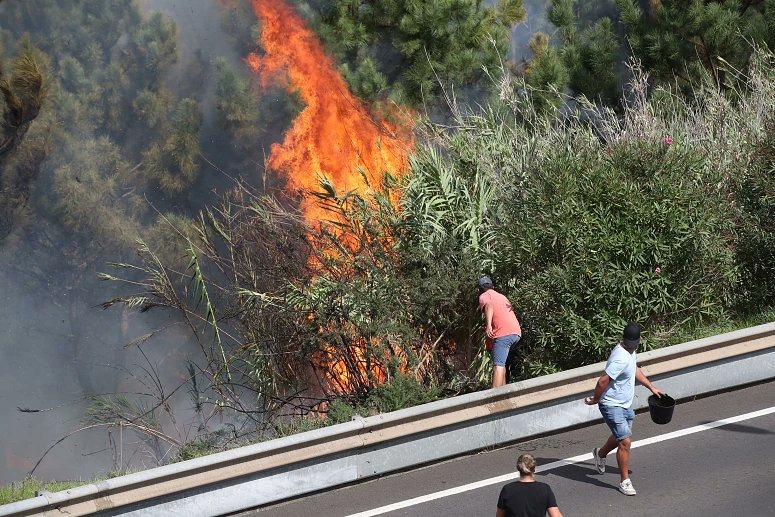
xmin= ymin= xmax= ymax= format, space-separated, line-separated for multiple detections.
xmin=3 ymin=322 xmax=775 ymax=517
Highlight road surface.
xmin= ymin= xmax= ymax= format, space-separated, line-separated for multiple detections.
xmin=234 ymin=380 xmax=775 ymax=517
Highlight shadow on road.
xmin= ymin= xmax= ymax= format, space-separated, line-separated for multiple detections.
xmin=534 ymin=456 xmax=624 ymax=494
xmin=700 ymin=421 xmax=774 ymax=435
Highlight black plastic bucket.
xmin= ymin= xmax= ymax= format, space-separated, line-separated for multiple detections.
xmin=648 ymin=394 xmax=675 ymax=424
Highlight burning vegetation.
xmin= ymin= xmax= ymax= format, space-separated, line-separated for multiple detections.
xmin=246 ymin=0 xmax=417 ymax=395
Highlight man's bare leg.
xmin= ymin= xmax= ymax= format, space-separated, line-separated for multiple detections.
xmin=598 ymin=434 xmax=631 ymax=481
xmin=492 ymin=365 xmax=507 ymax=388
xmin=598 ymin=434 xmax=618 ymax=458
xmin=615 ymin=437 xmax=631 ymax=482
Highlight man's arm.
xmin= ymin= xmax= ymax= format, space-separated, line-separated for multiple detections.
xmin=635 ymin=367 xmax=662 ymax=397
xmin=483 ymin=303 xmax=494 ymax=338
xmin=495 ymin=508 xmax=506 ymax=517
xmin=547 ymin=487 xmax=563 ymax=517
xmin=547 ymin=506 xmax=563 ymax=517
xmin=585 ymin=374 xmax=610 ymax=404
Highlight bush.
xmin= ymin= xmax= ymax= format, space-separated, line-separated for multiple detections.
xmin=176 ymin=432 xmax=225 ymax=462
xmin=368 ymin=372 xmax=442 ymax=413
xmin=323 ymin=372 xmax=443 ymax=423
xmin=735 ymin=120 xmax=775 ymax=310
xmin=325 ymin=398 xmax=362 ymax=424
xmin=503 ymin=136 xmax=737 ymax=369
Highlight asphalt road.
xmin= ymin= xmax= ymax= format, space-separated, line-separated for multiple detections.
xmin=236 ymin=380 xmax=775 ymax=517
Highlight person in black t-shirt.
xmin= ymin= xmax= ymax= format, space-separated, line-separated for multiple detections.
xmin=496 ymin=453 xmax=563 ymax=517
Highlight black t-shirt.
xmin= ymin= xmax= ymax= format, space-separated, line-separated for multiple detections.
xmin=497 ymin=481 xmax=558 ymax=517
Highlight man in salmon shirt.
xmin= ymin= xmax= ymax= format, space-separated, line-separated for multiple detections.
xmin=477 ymin=276 xmax=522 ymax=388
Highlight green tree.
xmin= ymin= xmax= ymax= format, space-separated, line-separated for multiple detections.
xmin=616 ymin=0 xmax=775 ymax=89
xmin=540 ymin=0 xmax=775 ymax=106
xmin=522 ymin=32 xmax=570 ymax=115
xmin=546 ymin=0 xmax=621 ymax=106
xmin=133 ymin=87 xmax=175 ymax=130
xmin=6 ymin=0 xmax=139 ymax=75
xmin=142 ymin=98 xmax=202 ymax=193
xmin=339 ymin=54 xmax=388 ymax=102
xmin=213 ymin=58 xmax=261 ymax=146
xmin=299 ymin=0 xmax=525 ymax=105
xmin=130 ymin=11 xmax=178 ymax=82
xmin=96 ymin=62 xmax=130 ymax=134
xmin=51 ymin=136 xmax=143 ymax=250
xmin=58 ymin=55 xmax=88 ymax=92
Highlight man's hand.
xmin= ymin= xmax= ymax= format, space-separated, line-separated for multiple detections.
xmin=584 ymin=396 xmax=597 ymax=405
xmin=485 ymin=323 xmax=494 ymax=338
xmin=651 ymin=387 xmax=663 ymax=398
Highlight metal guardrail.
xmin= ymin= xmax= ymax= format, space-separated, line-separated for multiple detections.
xmin=3 ymin=322 xmax=775 ymax=516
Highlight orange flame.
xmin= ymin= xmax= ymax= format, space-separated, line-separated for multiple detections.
xmin=243 ymin=1 xmax=417 ymax=394
xmin=246 ymin=0 xmax=414 ymax=225
xmin=315 ymin=339 xmax=389 ymax=395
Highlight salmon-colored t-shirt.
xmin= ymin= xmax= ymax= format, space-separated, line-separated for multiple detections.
xmin=478 ymin=289 xmax=521 ymax=338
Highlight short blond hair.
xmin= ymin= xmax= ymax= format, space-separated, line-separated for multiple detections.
xmin=516 ymin=453 xmax=537 ymax=475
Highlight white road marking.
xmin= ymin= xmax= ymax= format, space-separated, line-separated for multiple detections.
xmin=345 ymin=406 xmax=775 ymax=517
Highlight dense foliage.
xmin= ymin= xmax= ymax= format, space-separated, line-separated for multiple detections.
xmin=616 ymin=0 xmax=775 ymax=89
xmin=295 ymin=0 xmax=526 ymax=105
xmin=734 ymin=118 xmax=775 ymax=309
xmin=532 ymin=0 xmax=775 ymax=106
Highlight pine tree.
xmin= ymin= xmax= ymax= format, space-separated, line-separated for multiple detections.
xmin=301 ymin=0 xmax=526 ymax=106
xmin=615 ymin=0 xmax=775 ymax=89
xmin=130 ymin=11 xmax=178 ymax=82
xmin=213 ymin=58 xmax=261 ymax=146
xmin=546 ymin=0 xmax=621 ymax=106
xmin=542 ymin=0 xmax=775 ymax=107
xmin=142 ymin=98 xmax=202 ymax=194
xmin=523 ymin=32 xmax=570 ymax=115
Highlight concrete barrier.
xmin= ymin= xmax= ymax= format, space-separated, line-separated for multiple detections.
xmin=2 ymin=322 xmax=775 ymax=516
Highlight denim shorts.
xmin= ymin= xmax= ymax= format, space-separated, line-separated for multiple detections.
xmin=599 ymin=404 xmax=635 ymax=441
xmin=491 ymin=334 xmax=521 ymax=366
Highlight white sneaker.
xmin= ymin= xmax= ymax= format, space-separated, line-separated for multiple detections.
xmin=619 ymin=478 xmax=637 ymax=496
xmin=592 ymin=447 xmax=606 ymax=474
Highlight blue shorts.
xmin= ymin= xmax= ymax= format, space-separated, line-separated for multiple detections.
xmin=599 ymin=404 xmax=635 ymax=441
xmin=491 ymin=334 xmax=521 ymax=366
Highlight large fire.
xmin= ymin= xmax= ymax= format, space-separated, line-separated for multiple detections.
xmin=246 ymin=0 xmax=414 ymax=225
xmin=245 ymin=0 xmax=415 ymax=394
